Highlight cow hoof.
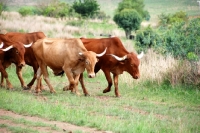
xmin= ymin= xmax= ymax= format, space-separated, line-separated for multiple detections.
xmin=0 ymin=84 xmax=5 ymax=88
xmin=63 ymin=86 xmax=70 ymax=91
xmin=84 ymin=93 xmax=90 ymax=97
xmin=23 ymin=86 xmax=30 ymax=90
xmin=103 ymin=89 xmax=110 ymax=93
xmin=50 ymin=90 xmax=56 ymax=93
xmin=35 ymin=90 xmax=41 ymax=93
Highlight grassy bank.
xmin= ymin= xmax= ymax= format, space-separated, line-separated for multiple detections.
xmin=0 ymin=66 xmax=199 ymax=133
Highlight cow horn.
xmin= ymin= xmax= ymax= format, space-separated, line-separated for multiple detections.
xmin=107 ymin=54 xmax=127 ymax=61
xmin=0 ymin=42 xmax=4 ymax=48
xmin=0 ymin=45 xmax=13 ymax=51
xmin=96 ymin=47 xmax=107 ymax=57
xmin=137 ymin=51 xmax=144 ymax=59
xmin=24 ymin=42 xmax=33 ymax=48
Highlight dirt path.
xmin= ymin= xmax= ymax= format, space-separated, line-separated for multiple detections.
xmin=0 ymin=109 xmax=112 ymax=133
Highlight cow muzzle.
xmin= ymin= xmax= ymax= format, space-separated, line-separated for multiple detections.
xmin=88 ymin=73 xmax=95 ymax=78
xmin=133 ymin=75 xmax=140 ymax=79
xmin=19 ymin=61 xmax=26 ymax=68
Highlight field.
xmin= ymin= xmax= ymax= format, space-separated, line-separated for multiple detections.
xmin=0 ymin=0 xmax=200 ymax=133
xmin=0 ymin=66 xmax=199 ymax=133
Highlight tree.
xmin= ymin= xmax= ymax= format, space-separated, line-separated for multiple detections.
xmin=0 ymin=1 xmax=8 ymax=15
xmin=72 ymin=0 xmax=100 ymax=18
xmin=116 ymin=0 xmax=149 ymax=19
xmin=114 ymin=9 xmax=142 ymax=39
xmin=113 ymin=0 xmax=149 ymax=38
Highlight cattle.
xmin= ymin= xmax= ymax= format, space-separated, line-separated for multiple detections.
xmin=79 ymin=37 xmax=143 ymax=97
xmin=0 ymin=34 xmax=31 ymax=89
xmin=3 ymin=32 xmax=46 ymax=89
xmin=32 ymin=38 xmax=107 ymax=95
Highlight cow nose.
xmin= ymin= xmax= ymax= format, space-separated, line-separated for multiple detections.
xmin=19 ymin=62 xmax=26 ymax=67
xmin=88 ymin=73 xmax=95 ymax=78
xmin=134 ymin=75 xmax=139 ymax=79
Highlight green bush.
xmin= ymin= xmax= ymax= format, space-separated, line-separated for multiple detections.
xmin=136 ymin=17 xmax=200 ymax=60
xmin=35 ymin=1 xmax=71 ymax=18
xmin=72 ymin=0 xmax=100 ymax=18
xmin=158 ymin=11 xmax=188 ymax=27
xmin=136 ymin=26 xmax=162 ymax=52
xmin=18 ymin=6 xmax=34 ymax=16
xmin=114 ymin=9 xmax=142 ymax=38
xmin=0 ymin=2 xmax=8 ymax=15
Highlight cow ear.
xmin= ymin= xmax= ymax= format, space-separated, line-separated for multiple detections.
xmin=119 ymin=61 xmax=125 ymax=64
xmin=119 ymin=59 xmax=127 ymax=64
xmin=79 ymin=53 xmax=85 ymax=61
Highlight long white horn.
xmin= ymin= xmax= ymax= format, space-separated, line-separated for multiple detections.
xmin=137 ymin=51 xmax=144 ymax=59
xmin=107 ymin=54 xmax=127 ymax=61
xmin=96 ymin=47 xmax=107 ymax=57
xmin=0 ymin=45 xmax=13 ymax=51
xmin=24 ymin=42 xmax=33 ymax=48
xmin=0 ymin=42 xmax=4 ymax=48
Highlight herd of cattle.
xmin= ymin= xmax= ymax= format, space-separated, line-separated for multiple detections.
xmin=0 ymin=32 xmax=143 ymax=97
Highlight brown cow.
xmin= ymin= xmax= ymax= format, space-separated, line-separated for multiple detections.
xmin=32 ymin=38 xmax=106 ymax=94
xmin=0 ymin=34 xmax=31 ymax=89
xmin=3 ymin=32 xmax=46 ymax=89
xmin=79 ymin=37 xmax=143 ymax=97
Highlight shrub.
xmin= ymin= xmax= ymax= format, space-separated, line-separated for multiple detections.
xmin=72 ymin=0 xmax=100 ymax=18
xmin=35 ymin=1 xmax=71 ymax=18
xmin=114 ymin=9 xmax=142 ymax=39
xmin=18 ymin=6 xmax=34 ymax=16
xmin=158 ymin=11 xmax=188 ymax=27
xmin=136 ymin=26 xmax=162 ymax=52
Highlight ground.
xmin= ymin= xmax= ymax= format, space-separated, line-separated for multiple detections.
xmin=0 ymin=109 xmax=112 ymax=133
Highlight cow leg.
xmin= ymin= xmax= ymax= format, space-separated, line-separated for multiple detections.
xmin=113 ymin=74 xmax=120 ymax=97
xmin=63 ymin=66 xmax=77 ymax=94
xmin=40 ymin=65 xmax=56 ymax=93
xmin=35 ymin=67 xmax=42 ymax=93
xmin=79 ymin=73 xmax=90 ymax=96
xmin=0 ymin=65 xmax=13 ymax=90
xmin=1 ymin=72 xmax=5 ymax=87
xmin=27 ymin=63 xmax=43 ymax=90
xmin=16 ymin=66 xmax=28 ymax=90
xmin=102 ymin=68 xmax=113 ymax=93
xmin=74 ymin=74 xmax=80 ymax=96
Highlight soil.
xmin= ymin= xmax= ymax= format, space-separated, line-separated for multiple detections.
xmin=0 ymin=109 xmax=112 ymax=133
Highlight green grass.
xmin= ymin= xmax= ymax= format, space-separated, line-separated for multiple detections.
xmin=0 ymin=65 xmax=199 ymax=133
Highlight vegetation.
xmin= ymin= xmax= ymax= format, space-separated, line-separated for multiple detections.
xmin=0 ymin=1 xmax=7 ymax=15
xmin=72 ymin=0 xmax=100 ymax=18
xmin=136 ymin=11 xmax=200 ymax=61
xmin=0 ymin=66 xmax=199 ymax=133
xmin=0 ymin=0 xmax=199 ymax=132
xmin=113 ymin=0 xmax=149 ymax=38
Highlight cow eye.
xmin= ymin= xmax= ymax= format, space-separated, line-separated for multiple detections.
xmin=16 ymin=50 xmax=19 ymax=54
xmin=85 ymin=61 xmax=89 ymax=65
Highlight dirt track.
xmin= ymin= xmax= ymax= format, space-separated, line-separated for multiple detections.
xmin=0 ymin=109 xmax=112 ymax=133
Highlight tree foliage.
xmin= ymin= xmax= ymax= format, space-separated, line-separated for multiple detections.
xmin=158 ymin=11 xmax=188 ymax=27
xmin=114 ymin=9 xmax=142 ymax=38
xmin=18 ymin=6 xmax=34 ymax=16
xmin=113 ymin=0 xmax=148 ymax=38
xmin=116 ymin=0 xmax=150 ymax=20
xmin=136 ymin=11 xmax=200 ymax=61
xmin=72 ymin=0 xmax=100 ymax=18
xmin=35 ymin=0 xmax=71 ymax=18
xmin=0 ymin=2 xmax=8 ymax=15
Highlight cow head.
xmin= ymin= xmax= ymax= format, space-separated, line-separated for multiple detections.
xmin=79 ymin=48 xmax=107 ymax=78
xmin=108 ymin=51 xmax=144 ymax=79
xmin=1 ymin=42 xmax=32 ymax=68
